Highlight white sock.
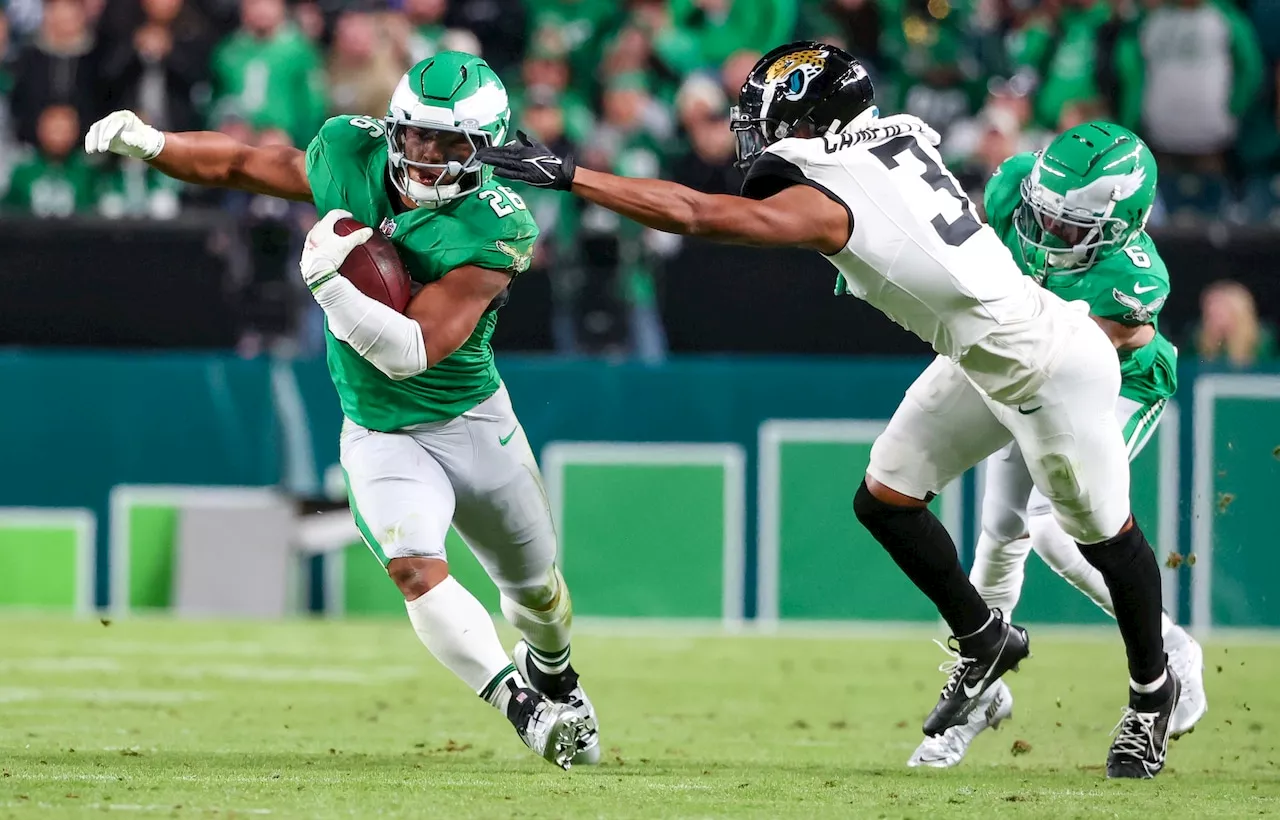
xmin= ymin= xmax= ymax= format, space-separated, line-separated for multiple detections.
xmin=1131 ymin=670 xmax=1168 ymax=694
xmin=405 ymin=575 xmax=525 ymax=712
xmin=1029 ymin=512 xmax=1116 ymax=615
xmin=501 ymin=567 xmax=573 ymax=675
xmin=969 ymin=532 xmax=1032 ymax=616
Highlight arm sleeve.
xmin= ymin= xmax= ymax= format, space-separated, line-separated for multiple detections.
xmin=313 ymin=276 xmax=428 ymax=380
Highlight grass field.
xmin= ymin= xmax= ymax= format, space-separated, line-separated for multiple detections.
xmin=1 ymin=616 xmax=1277 ymax=819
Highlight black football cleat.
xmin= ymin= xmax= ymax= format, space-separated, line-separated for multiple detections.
xmin=1107 ymin=667 xmax=1180 ymax=779
xmin=923 ymin=613 xmax=1030 ymax=737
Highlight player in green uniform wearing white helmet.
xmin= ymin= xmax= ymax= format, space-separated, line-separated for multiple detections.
xmin=908 ymin=122 xmax=1207 ymax=768
xmin=85 ymin=53 xmax=599 ymax=770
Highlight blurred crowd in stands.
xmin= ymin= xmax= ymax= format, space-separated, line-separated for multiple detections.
xmin=0 ymin=0 xmax=1277 ymax=362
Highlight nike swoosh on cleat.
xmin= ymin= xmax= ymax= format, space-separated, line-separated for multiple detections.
xmin=1017 ymin=405 xmax=1042 ymax=415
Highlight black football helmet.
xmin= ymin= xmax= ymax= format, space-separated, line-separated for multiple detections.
xmin=730 ymin=41 xmax=875 ymax=171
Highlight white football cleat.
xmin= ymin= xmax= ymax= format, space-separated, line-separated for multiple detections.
xmin=1167 ymin=628 xmax=1207 ymax=738
xmin=507 ymin=685 xmax=586 ymax=770
xmin=908 ymin=680 xmax=1013 ymax=768
xmin=513 ymin=640 xmax=601 ymax=766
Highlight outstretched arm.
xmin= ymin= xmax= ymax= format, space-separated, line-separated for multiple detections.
xmin=478 ymin=132 xmax=849 ymax=255
xmin=570 ymin=167 xmax=847 ymax=254
xmin=86 ymin=110 xmax=312 ymax=201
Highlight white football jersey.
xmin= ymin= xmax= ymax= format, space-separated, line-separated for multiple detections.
xmin=744 ymin=115 xmax=1073 ymax=402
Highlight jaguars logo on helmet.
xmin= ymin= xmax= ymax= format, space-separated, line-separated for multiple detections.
xmin=764 ymin=48 xmax=828 ymax=102
xmin=730 ymin=41 xmax=875 ymax=172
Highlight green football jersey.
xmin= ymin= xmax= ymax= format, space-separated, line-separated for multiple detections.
xmin=305 ymin=115 xmax=538 ymax=432
xmin=985 ymin=152 xmax=1177 ymax=407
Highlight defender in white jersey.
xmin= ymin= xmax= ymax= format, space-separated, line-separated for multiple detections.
xmin=479 ymin=41 xmax=1179 ymax=779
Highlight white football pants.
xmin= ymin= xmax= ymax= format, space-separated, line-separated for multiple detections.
xmin=970 ymin=395 xmax=1167 ymax=616
xmin=868 ymin=304 xmax=1130 ymax=546
xmin=340 ymin=385 xmax=558 ymax=599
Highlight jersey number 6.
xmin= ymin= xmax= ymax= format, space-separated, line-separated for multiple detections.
xmin=868 ymin=135 xmax=982 ymax=248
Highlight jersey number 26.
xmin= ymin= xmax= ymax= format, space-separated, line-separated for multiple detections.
xmin=868 ymin=135 xmax=981 ymax=248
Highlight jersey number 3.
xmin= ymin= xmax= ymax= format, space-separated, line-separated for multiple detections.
xmin=868 ymin=135 xmax=981 ymax=248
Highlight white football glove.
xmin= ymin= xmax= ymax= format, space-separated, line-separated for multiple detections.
xmin=300 ymin=209 xmax=373 ymax=293
xmin=84 ymin=110 xmax=166 ymax=161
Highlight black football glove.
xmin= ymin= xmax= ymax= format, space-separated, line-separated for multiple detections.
xmin=476 ymin=131 xmax=576 ymax=191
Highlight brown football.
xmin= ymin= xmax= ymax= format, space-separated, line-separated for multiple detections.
xmin=334 ymin=217 xmax=412 ymax=312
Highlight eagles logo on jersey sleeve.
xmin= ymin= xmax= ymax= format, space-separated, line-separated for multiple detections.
xmin=1086 ymin=236 xmax=1171 ymax=327
xmin=1112 ymin=287 xmax=1166 ymax=324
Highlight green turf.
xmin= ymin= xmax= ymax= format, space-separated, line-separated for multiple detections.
xmin=0 ymin=617 xmax=1276 ymax=819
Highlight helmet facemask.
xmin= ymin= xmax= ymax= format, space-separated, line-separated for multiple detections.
xmin=385 ymin=118 xmax=492 ymax=209
xmin=1014 ymin=125 xmax=1155 ymax=276
xmin=729 ymin=105 xmax=783 ymax=171
xmin=1014 ymin=176 xmax=1131 ymax=275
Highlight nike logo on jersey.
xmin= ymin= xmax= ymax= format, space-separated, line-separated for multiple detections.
xmin=1133 ymin=283 xmax=1159 ymax=294
xmin=1017 ymin=405 xmax=1042 ymax=415
xmin=499 ymin=427 xmax=518 ymax=446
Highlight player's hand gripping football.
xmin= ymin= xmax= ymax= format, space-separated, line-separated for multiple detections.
xmin=85 ymin=110 xmax=166 ymax=161
xmin=476 ymin=131 xmax=576 ymax=191
xmin=300 ymin=210 xmax=373 ymax=294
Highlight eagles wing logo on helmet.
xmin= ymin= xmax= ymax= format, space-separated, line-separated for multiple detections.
xmin=764 ymin=48 xmax=828 ymax=101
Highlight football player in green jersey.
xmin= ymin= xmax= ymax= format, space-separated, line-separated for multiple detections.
xmin=85 ymin=53 xmax=598 ymax=770
xmin=908 ymin=123 xmax=1207 ymax=768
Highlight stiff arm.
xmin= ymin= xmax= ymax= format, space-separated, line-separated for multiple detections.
xmin=569 ymin=167 xmax=850 ymax=255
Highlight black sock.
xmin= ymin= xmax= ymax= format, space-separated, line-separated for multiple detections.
xmin=1131 ymin=675 xmax=1176 ymax=711
xmin=1077 ymin=519 xmax=1167 ymax=685
xmin=853 ymin=480 xmax=990 ymax=637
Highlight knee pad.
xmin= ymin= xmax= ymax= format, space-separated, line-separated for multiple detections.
xmin=499 ymin=566 xmax=564 ymax=611
xmin=500 ymin=567 xmax=572 ymax=634
xmin=981 ymin=506 xmax=1029 ymax=545
xmin=1034 ymin=452 xmax=1084 ymax=508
